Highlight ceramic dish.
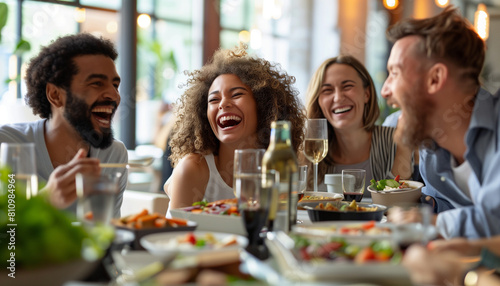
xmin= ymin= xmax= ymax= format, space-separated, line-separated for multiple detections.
xmin=114 ymin=220 xmax=197 ymax=250
xmin=292 ymin=221 xmax=393 ymax=238
xmin=299 ymin=201 xmax=387 ymax=222
xmin=367 ymin=180 xmax=424 ymax=208
xmin=169 ymin=208 xmax=246 ymax=235
xmin=265 ymin=232 xmax=412 ymax=285
xmin=140 ymin=231 xmax=248 ymax=256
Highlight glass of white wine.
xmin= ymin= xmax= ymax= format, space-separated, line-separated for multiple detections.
xmin=303 ymin=119 xmax=328 ymax=193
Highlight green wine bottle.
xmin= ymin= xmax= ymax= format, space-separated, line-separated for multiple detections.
xmin=262 ymin=121 xmax=298 ymax=232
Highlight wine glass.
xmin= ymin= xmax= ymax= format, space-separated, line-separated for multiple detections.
xmin=303 ymin=118 xmax=328 ymax=193
xmin=0 ymin=143 xmax=38 ymax=199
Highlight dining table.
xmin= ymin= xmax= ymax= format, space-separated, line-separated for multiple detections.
xmin=62 ymin=200 xmax=420 ymax=286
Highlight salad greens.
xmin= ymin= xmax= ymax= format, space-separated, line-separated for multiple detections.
xmin=0 ymin=167 xmax=113 ymax=269
xmin=369 ymin=179 xmax=401 ymax=191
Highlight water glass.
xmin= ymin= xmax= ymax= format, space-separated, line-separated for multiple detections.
xmin=390 ymin=204 xmax=433 ymax=251
xmin=0 ymin=143 xmax=38 ymax=198
xmin=342 ymin=169 xmax=366 ymax=202
xmin=76 ymin=172 xmax=121 ymax=225
xmin=233 ymin=149 xmax=265 ymax=197
xmin=297 ymin=165 xmax=308 ymax=201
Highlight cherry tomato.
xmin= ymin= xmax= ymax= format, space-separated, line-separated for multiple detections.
xmin=185 ymin=233 xmax=196 ymax=245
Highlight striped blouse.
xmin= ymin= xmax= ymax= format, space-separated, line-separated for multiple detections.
xmin=325 ymin=125 xmax=403 ymax=181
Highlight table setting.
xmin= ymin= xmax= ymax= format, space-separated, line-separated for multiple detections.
xmin=0 ymin=143 xmax=441 ymax=286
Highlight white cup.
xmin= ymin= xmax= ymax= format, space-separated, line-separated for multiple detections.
xmin=324 ymin=174 xmax=343 ymax=195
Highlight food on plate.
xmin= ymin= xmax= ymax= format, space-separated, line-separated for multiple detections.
xmin=369 ymin=175 xmax=411 ymax=191
xmin=291 ymin=234 xmax=400 ymax=263
xmin=306 ymin=221 xmax=392 ymax=236
xmin=298 ymin=195 xmax=342 ymax=202
xmin=112 ymin=209 xmax=189 ymax=229
xmin=181 ymin=198 xmax=240 ymax=216
xmin=315 ymin=200 xmax=378 ymax=212
xmin=295 ymin=221 xmax=392 ymax=236
xmin=153 ymin=232 xmax=239 ymax=251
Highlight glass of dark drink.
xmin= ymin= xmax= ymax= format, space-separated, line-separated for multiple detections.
xmin=234 ymin=149 xmax=274 ymax=260
xmin=342 ymin=169 xmax=366 ymax=202
xmin=236 ymin=170 xmax=275 ymax=260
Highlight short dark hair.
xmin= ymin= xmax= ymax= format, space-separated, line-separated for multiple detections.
xmin=386 ymin=6 xmax=485 ymax=87
xmin=25 ymin=33 xmax=118 ymax=118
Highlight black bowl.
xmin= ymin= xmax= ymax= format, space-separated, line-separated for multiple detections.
xmin=300 ymin=201 xmax=387 ymax=222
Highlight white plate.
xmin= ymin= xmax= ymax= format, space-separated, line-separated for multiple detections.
xmin=140 ymin=230 xmax=248 ymax=256
xmin=293 ymin=221 xmax=437 ymax=243
xmin=266 ymin=232 xmax=412 ymax=285
xmin=292 ymin=221 xmax=394 ymax=239
xmin=169 ymin=208 xmax=246 ymax=235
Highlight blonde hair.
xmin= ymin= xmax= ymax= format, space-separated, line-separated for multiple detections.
xmin=305 ymin=55 xmax=379 ymax=184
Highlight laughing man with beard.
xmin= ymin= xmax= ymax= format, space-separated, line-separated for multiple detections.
xmin=381 ymin=7 xmax=499 ymax=239
xmin=0 ymin=33 xmax=128 ymax=217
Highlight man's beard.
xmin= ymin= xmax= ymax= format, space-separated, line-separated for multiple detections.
xmin=394 ymin=84 xmax=434 ymax=150
xmin=64 ymin=90 xmax=115 ymax=149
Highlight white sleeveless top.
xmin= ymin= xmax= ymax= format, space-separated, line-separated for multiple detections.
xmin=203 ymin=153 xmax=235 ymax=202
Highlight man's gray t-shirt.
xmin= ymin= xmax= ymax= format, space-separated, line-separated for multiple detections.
xmin=0 ymin=119 xmax=128 ymax=217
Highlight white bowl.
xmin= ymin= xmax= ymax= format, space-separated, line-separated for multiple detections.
xmin=367 ymin=180 xmax=424 ymax=208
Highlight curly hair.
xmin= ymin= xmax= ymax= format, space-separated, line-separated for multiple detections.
xmin=386 ymin=6 xmax=485 ymax=87
xmin=305 ymin=55 xmax=379 ymax=185
xmin=169 ymin=44 xmax=306 ymax=166
xmin=25 ymin=33 xmax=118 ymax=118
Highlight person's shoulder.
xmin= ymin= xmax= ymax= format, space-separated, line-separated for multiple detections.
xmin=169 ymin=153 xmax=210 ymax=188
xmin=178 ymin=153 xmax=208 ymax=170
xmin=0 ymin=120 xmax=43 ymax=142
xmin=109 ymin=139 xmax=127 ymax=152
xmin=382 ymin=110 xmax=401 ymax=127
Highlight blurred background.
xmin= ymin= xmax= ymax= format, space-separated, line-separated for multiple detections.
xmin=0 ymin=1 xmax=499 ymax=192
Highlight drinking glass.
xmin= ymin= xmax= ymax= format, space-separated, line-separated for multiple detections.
xmin=238 ymin=171 xmax=275 ymax=260
xmin=390 ymin=204 xmax=433 ymax=252
xmin=76 ymin=172 xmax=121 ymax=225
xmin=297 ymin=165 xmax=308 ymax=201
xmin=233 ymin=149 xmax=265 ymax=197
xmin=342 ymin=169 xmax=366 ymax=202
xmin=233 ymin=149 xmax=272 ymax=260
xmin=0 ymin=143 xmax=38 ymax=198
xmin=303 ymin=119 xmax=328 ymax=192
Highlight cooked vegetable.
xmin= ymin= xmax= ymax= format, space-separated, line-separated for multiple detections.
xmin=113 ymin=209 xmax=189 ymax=229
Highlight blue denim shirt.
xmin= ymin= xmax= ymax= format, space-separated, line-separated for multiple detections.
xmin=420 ymin=88 xmax=500 ymax=238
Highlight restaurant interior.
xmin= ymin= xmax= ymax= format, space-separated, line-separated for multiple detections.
xmin=1 ymin=0 xmax=500 ymax=285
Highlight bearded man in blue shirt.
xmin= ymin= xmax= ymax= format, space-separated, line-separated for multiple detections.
xmin=381 ymin=6 xmax=499 ymax=239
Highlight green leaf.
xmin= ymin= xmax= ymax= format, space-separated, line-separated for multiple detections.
xmin=385 ymin=179 xmax=400 ymax=188
xmin=14 ymin=38 xmax=31 ymax=55
xmin=0 ymin=3 xmax=8 ymax=43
